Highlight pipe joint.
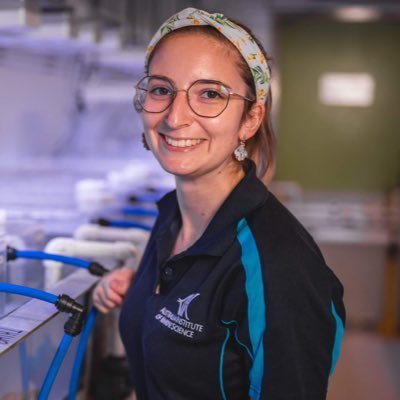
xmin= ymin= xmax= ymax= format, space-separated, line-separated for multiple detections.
xmin=56 ymin=294 xmax=86 ymax=336
xmin=6 ymin=246 xmax=17 ymax=261
xmin=88 ymin=261 xmax=109 ymax=277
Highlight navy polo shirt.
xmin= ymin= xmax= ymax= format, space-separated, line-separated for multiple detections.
xmin=120 ymin=160 xmax=345 ymax=400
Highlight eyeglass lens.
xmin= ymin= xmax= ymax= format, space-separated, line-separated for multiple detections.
xmin=135 ymin=76 xmax=231 ymax=117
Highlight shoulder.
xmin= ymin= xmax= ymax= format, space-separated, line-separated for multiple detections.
xmin=243 ymin=190 xmax=325 ymax=263
xmin=239 ymin=191 xmax=341 ymax=293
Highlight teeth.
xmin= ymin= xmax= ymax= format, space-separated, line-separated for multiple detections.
xmin=165 ymin=136 xmax=202 ymax=148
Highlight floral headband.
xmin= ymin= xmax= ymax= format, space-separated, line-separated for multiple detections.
xmin=145 ymin=7 xmax=271 ymax=104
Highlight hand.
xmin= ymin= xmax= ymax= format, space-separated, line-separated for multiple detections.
xmin=92 ymin=267 xmax=135 ymax=314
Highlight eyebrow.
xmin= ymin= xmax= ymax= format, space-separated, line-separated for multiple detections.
xmin=148 ymin=74 xmax=175 ymax=83
xmin=147 ymin=74 xmax=233 ymax=90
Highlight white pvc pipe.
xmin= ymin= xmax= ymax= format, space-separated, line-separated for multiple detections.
xmin=43 ymin=237 xmax=138 ymax=288
xmin=74 ymin=223 xmax=150 ymax=246
xmin=5 ymin=234 xmax=26 ymax=252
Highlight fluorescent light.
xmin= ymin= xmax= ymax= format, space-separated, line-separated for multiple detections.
xmin=334 ymin=6 xmax=381 ymax=22
xmin=319 ymin=73 xmax=375 ymax=107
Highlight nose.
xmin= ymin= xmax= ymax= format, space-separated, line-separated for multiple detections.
xmin=164 ymin=90 xmax=193 ymax=129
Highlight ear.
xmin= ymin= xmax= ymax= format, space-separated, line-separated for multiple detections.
xmin=239 ymin=103 xmax=265 ymax=141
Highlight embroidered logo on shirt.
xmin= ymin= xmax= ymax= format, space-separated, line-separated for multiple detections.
xmin=177 ymin=293 xmax=200 ymax=320
xmin=155 ymin=293 xmax=203 ymax=339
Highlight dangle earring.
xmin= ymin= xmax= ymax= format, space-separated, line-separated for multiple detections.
xmin=234 ymin=140 xmax=248 ymax=161
xmin=141 ymin=133 xmax=150 ymax=151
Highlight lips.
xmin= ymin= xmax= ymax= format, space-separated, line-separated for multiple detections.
xmin=163 ymin=134 xmax=203 ymax=148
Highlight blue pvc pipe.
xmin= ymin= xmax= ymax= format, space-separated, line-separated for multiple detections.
xmin=68 ymin=307 xmax=98 ymax=400
xmin=108 ymin=219 xmax=153 ymax=231
xmin=38 ymin=333 xmax=74 ymax=400
xmin=14 ymin=250 xmax=91 ymax=269
xmin=0 ymin=283 xmax=58 ymax=304
xmin=121 ymin=207 xmax=158 ymax=217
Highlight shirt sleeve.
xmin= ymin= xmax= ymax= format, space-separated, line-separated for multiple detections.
xmin=232 ymin=218 xmax=346 ymax=400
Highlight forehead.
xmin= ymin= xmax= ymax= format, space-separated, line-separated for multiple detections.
xmin=148 ymin=32 xmax=244 ymax=86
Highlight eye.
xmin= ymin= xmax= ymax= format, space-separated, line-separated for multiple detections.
xmin=200 ymin=89 xmax=223 ymax=100
xmin=192 ymin=81 xmax=230 ymax=102
xmin=149 ymin=86 xmax=173 ymax=97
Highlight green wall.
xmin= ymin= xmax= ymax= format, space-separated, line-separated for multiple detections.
xmin=275 ymin=20 xmax=400 ymax=191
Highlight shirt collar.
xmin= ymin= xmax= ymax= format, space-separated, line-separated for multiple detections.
xmin=155 ymin=160 xmax=269 ymax=258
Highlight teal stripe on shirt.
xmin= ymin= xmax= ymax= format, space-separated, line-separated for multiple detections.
xmin=219 ymin=327 xmax=231 ymax=400
xmin=237 ymin=218 xmax=267 ymax=400
xmin=330 ymin=301 xmax=344 ymax=375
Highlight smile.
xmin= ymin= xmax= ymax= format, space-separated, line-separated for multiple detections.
xmin=164 ymin=135 xmax=203 ymax=148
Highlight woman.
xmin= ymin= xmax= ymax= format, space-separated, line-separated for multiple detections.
xmin=93 ymin=8 xmax=345 ymax=400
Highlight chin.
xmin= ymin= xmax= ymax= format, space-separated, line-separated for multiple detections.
xmin=156 ymin=157 xmax=196 ymax=178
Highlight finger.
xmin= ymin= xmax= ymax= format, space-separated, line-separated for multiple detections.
xmin=93 ymin=285 xmax=119 ymax=309
xmin=110 ymin=278 xmax=131 ymax=295
xmin=96 ymin=294 xmax=119 ymax=312
xmin=111 ymin=268 xmax=135 ymax=292
xmin=99 ymin=291 xmax=119 ymax=309
xmin=94 ymin=302 xmax=111 ymax=314
xmin=104 ymin=290 xmax=124 ymax=306
xmin=92 ymin=285 xmax=105 ymax=303
xmin=102 ymin=282 xmax=124 ymax=304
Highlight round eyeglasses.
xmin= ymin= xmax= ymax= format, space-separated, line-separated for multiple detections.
xmin=133 ymin=75 xmax=254 ymax=118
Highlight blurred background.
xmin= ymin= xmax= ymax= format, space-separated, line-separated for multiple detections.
xmin=0 ymin=0 xmax=399 ymax=399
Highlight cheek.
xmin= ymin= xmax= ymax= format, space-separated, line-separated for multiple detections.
xmin=141 ymin=113 xmax=161 ymax=132
xmin=203 ymin=113 xmax=243 ymax=141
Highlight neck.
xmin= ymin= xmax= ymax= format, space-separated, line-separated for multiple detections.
xmin=172 ymin=163 xmax=244 ymax=255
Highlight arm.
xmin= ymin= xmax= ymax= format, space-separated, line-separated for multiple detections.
xmin=228 ymin=195 xmax=346 ymax=399
xmin=255 ymin=265 xmax=344 ymax=400
xmin=92 ymin=267 xmax=135 ymax=314
xmin=232 ymin=219 xmax=345 ymax=399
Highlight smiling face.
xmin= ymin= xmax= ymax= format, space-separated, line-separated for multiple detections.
xmin=141 ymin=31 xmax=257 ymax=182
